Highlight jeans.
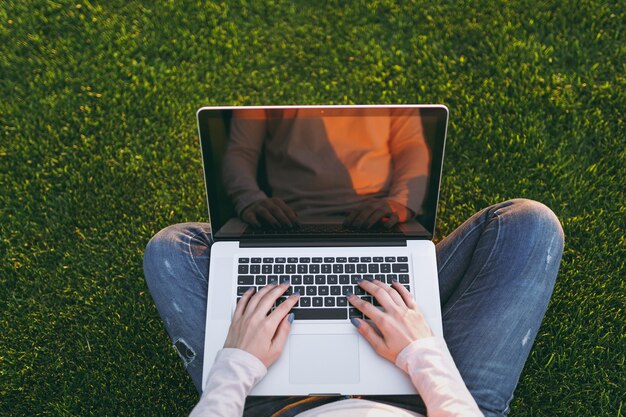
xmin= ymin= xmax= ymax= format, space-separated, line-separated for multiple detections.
xmin=143 ymin=199 xmax=564 ymax=417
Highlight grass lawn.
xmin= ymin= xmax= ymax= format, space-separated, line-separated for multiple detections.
xmin=1 ymin=0 xmax=624 ymax=415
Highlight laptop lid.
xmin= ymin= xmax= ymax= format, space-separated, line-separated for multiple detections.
xmin=197 ymin=105 xmax=448 ymax=242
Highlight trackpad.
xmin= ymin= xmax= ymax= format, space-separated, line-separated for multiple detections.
xmin=289 ymin=334 xmax=359 ymax=384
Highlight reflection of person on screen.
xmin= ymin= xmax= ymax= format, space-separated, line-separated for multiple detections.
xmin=222 ymin=108 xmax=431 ymax=229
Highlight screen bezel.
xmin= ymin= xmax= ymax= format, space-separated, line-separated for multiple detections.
xmin=197 ymin=105 xmax=448 ymax=243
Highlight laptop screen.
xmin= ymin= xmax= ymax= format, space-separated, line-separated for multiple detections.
xmin=197 ymin=105 xmax=448 ymax=241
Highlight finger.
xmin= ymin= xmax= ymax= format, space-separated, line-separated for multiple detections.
xmin=265 ymin=201 xmax=292 ymax=227
xmin=391 ymin=280 xmax=418 ymax=309
xmin=244 ymin=283 xmax=277 ymax=313
xmin=384 ymin=212 xmax=399 ymax=229
xmin=364 ymin=208 xmax=390 ymax=228
xmin=351 ymin=318 xmax=386 ymax=353
xmin=254 ymin=281 xmax=291 ymax=316
xmin=343 ymin=209 xmax=360 ymax=226
xmin=357 ymin=279 xmax=398 ymax=311
xmin=271 ymin=312 xmax=294 ymax=355
xmin=347 ymin=293 xmax=384 ymax=321
xmin=352 ymin=207 xmax=378 ymax=228
xmin=274 ymin=199 xmax=299 ymax=225
xmin=242 ymin=210 xmax=261 ymax=228
xmin=233 ymin=286 xmax=256 ymax=320
xmin=366 ymin=278 xmax=406 ymax=307
xmin=256 ymin=206 xmax=281 ymax=228
xmin=268 ymin=292 xmax=300 ymax=328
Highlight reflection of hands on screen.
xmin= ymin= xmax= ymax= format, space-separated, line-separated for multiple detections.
xmin=343 ymin=199 xmax=412 ymax=230
xmin=241 ymin=197 xmax=299 ymax=229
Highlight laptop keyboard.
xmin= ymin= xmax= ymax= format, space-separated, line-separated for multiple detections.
xmin=236 ymin=256 xmax=411 ymax=320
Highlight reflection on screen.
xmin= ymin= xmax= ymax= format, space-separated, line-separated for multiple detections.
xmin=221 ymin=108 xmax=431 ymax=233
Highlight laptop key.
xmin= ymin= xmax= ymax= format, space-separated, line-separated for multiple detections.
xmin=300 ymin=297 xmax=312 ymax=307
xmin=288 ymin=257 xmax=298 ymax=263
xmin=268 ymin=275 xmax=279 ymax=285
xmin=336 ymin=257 xmax=347 ymax=263
xmin=237 ymin=286 xmax=253 ymax=296
xmin=349 ymin=308 xmax=363 ymax=318
xmin=237 ymin=275 xmax=254 ymax=285
xmin=339 ymin=275 xmax=350 ymax=284
xmin=330 ymin=286 xmax=341 ymax=295
xmin=251 ymin=257 xmax=262 ymax=263
xmin=398 ymin=256 xmax=408 ymax=262
xmin=337 ymin=297 xmax=348 ymax=307
xmin=262 ymin=265 xmax=272 ymax=274
xmin=399 ymin=274 xmax=410 ymax=283
xmin=239 ymin=258 xmax=249 ymax=263
xmin=291 ymin=275 xmax=302 ymax=284
xmin=304 ymin=275 xmax=314 ymax=285
xmin=292 ymin=308 xmax=347 ymax=320
xmin=238 ymin=265 xmax=249 ymax=274
xmin=348 ymin=257 xmax=359 ymax=262
xmin=319 ymin=286 xmax=329 ymax=295
xmin=324 ymin=297 xmax=335 ymax=307
xmin=392 ymin=264 xmax=409 ymax=273
xmin=256 ymin=275 xmax=267 ymax=285
xmin=263 ymin=257 xmax=273 ymax=263
xmin=312 ymin=297 xmax=323 ymax=307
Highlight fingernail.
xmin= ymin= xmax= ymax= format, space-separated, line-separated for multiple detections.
xmin=391 ymin=278 xmax=398 ymax=283
xmin=280 ymin=277 xmax=290 ymax=284
xmin=364 ymin=276 xmax=374 ymax=282
xmin=288 ymin=313 xmax=295 ymax=323
xmin=350 ymin=317 xmax=361 ymax=328
xmin=355 ymin=278 xmax=363 ymax=283
xmin=246 ymin=287 xmax=255 ymax=293
xmin=293 ymin=290 xmax=300 ymax=296
xmin=345 ymin=290 xmax=353 ymax=297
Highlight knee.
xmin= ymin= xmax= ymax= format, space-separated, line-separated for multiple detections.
xmin=496 ymin=199 xmax=565 ymax=277
xmin=506 ymin=199 xmax=564 ymax=247
xmin=144 ymin=224 xmax=184 ymax=267
xmin=143 ymin=223 xmax=208 ymax=284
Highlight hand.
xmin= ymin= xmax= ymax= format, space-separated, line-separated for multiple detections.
xmin=343 ymin=199 xmax=412 ymax=229
xmin=241 ymin=198 xmax=299 ymax=228
xmin=347 ymin=279 xmax=432 ymax=363
xmin=223 ymin=283 xmax=300 ymax=368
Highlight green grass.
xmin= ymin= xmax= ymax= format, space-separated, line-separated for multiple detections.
xmin=1 ymin=0 xmax=624 ymax=415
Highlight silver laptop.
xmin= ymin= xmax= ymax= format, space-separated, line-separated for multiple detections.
xmin=198 ymin=105 xmax=448 ymax=395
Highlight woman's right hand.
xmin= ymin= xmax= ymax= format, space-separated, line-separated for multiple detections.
xmin=223 ymin=283 xmax=300 ymax=368
xmin=347 ymin=278 xmax=433 ymax=364
xmin=241 ymin=198 xmax=299 ymax=228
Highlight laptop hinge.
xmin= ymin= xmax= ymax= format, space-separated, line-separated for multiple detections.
xmin=240 ymin=239 xmax=408 ymax=248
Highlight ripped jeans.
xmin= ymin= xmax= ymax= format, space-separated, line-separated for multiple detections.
xmin=143 ymin=199 xmax=564 ymax=417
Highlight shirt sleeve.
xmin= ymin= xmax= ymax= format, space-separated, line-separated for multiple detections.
xmin=387 ymin=109 xmax=431 ymax=215
xmin=188 ymin=348 xmax=267 ymax=417
xmin=222 ymin=110 xmax=269 ymax=215
xmin=395 ymin=337 xmax=484 ymax=417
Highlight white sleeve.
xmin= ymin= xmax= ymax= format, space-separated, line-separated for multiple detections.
xmin=395 ymin=337 xmax=483 ymax=417
xmin=189 ymin=348 xmax=267 ymax=417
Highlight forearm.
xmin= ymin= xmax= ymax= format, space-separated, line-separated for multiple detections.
xmin=189 ymin=348 xmax=267 ymax=417
xmin=396 ymin=337 xmax=483 ymax=417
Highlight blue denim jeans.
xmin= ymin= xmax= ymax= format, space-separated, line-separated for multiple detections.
xmin=143 ymin=199 xmax=564 ymax=417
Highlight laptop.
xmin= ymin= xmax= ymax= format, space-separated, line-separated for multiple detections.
xmin=198 ymin=105 xmax=448 ymax=395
